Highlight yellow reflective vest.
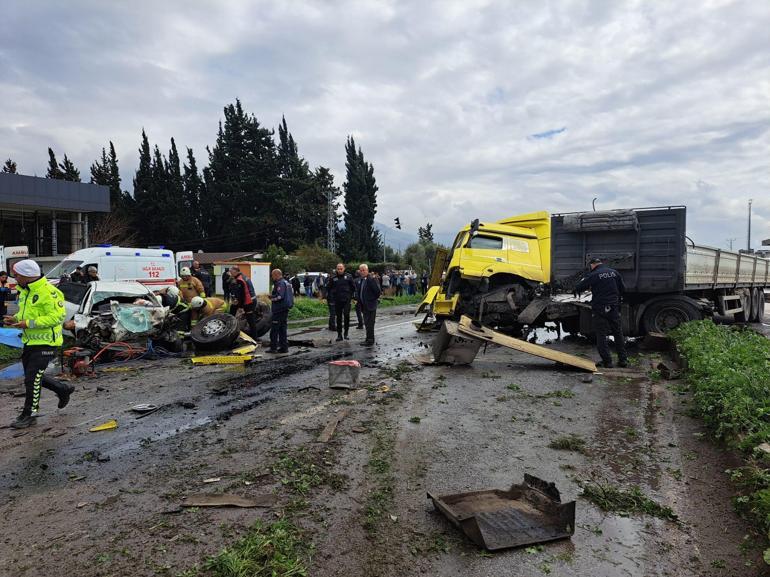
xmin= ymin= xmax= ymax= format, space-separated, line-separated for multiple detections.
xmin=14 ymin=277 xmax=66 ymax=346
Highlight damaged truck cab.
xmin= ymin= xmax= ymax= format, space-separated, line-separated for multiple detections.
xmin=424 ymin=211 xmax=553 ymax=333
xmin=421 ymin=206 xmax=770 ymax=336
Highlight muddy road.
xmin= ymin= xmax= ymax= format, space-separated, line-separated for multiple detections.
xmin=0 ymin=307 xmax=766 ymax=577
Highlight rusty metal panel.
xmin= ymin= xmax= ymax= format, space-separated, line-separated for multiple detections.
xmin=428 ymin=474 xmax=576 ymax=551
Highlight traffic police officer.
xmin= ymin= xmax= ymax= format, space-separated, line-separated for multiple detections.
xmin=574 ymin=257 xmax=628 ymax=368
xmin=4 ymin=259 xmax=74 ymax=429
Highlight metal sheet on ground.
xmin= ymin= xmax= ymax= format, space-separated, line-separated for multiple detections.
xmin=457 ymin=315 xmax=596 ymax=372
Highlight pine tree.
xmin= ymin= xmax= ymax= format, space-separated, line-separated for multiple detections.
xmin=183 ymin=147 xmax=204 ymax=235
xmin=202 ymin=100 xmax=281 ymax=250
xmin=165 ymin=138 xmax=187 ymax=244
xmin=132 ymin=130 xmax=154 ymax=244
xmin=2 ymin=158 xmax=17 ymax=173
xmin=60 ymin=155 xmax=81 ymax=182
xmin=418 ymin=223 xmax=434 ymax=243
xmin=46 ymin=148 xmax=64 ymax=179
xmin=340 ymin=136 xmax=380 ymax=261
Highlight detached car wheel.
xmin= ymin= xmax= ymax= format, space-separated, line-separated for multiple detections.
xmin=191 ymin=313 xmax=240 ymax=351
xmin=254 ymin=302 xmax=272 ymax=338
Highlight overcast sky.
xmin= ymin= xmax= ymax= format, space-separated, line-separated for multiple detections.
xmin=2 ymin=0 xmax=768 ymax=249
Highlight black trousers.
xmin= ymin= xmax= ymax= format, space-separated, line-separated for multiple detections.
xmin=270 ymin=310 xmax=289 ymax=351
xmin=232 ymin=302 xmax=258 ymax=339
xmin=593 ymin=305 xmax=627 ymax=364
xmin=335 ymin=300 xmax=351 ymax=336
xmin=328 ymin=300 xmax=336 ymax=331
xmin=363 ymin=308 xmax=377 ymax=343
xmin=22 ymin=345 xmax=67 ymax=415
xmin=355 ymin=301 xmax=363 ymax=327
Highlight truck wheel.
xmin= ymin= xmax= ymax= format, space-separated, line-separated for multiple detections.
xmin=253 ymin=302 xmax=272 ymax=338
xmin=191 ymin=313 xmax=240 ymax=351
xmin=642 ymin=298 xmax=701 ymax=333
xmin=750 ymin=288 xmax=763 ymax=322
xmin=757 ymin=289 xmax=766 ymax=323
xmin=733 ymin=289 xmax=750 ymax=322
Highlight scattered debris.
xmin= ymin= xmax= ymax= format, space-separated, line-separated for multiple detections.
xmin=191 ymin=354 xmax=254 ymax=365
xmin=431 ymin=320 xmax=482 ymax=365
xmin=656 ymin=360 xmax=681 ymax=380
xmin=298 ymin=386 xmax=321 ymax=393
xmin=318 ymin=409 xmax=350 ymax=443
xmin=89 ymin=419 xmax=118 ymax=432
xmin=351 ymin=427 xmax=367 ymax=434
xmin=202 ymin=477 xmax=222 ymax=484
xmin=548 ymin=434 xmax=587 ymax=453
xmin=580 ymin=481 xmax=678 ymax=522
xmin=428 ymin=474 xmax=576 ymax=550
xmin=181 ymin=494 xmax=277 ymax=508
xmin=130 ymin=403 xmax=159 ymax=414
xmin=455 ymin=316 xmax=596 ymax=372
xmin=640 ymin=331 xmax=672 ymax=352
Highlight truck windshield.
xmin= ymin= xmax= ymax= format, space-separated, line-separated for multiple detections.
xmin=46 ymin=260 xmax=84 ymax=279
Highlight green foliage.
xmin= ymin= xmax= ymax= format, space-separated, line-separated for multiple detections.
xmin=2 ymin=158 xmax=17 ymax=173
xmin=46 ymin=147 xmax=81 ymax=181
xmin=202 ymin=519 xmax=310 ymax=577
xmin=548 ymin=434 xmax=586 ymax=453
xmin=293 ymin=244 xmax=339 ymax=273
xmin=0 ymin=344 xmax=21 ymax=366
xmin=287 ymin=297 xmax=327 ymax=320
xmin=402 ymin=239 xmax=448 ymax=275
xmin=581 ymin=481 xmax=678 ymax=521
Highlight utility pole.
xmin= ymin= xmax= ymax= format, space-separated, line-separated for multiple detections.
xmin=726 ymin=238 xmax=736 ymax=250
xmin=747 ymin=198 xmax=753 ymax=252
xmin=325 ymin=188 xmax=336 ymax=254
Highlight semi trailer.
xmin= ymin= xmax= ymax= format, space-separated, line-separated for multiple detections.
xmin=419 ymin=206 xmax=768 ymax=336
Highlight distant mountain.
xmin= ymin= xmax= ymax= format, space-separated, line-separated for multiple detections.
xmin=375 ymin=221 xmax=417 ymax=249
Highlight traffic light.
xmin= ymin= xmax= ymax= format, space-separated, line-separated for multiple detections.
xmin=394 ymin=217 xmax=401 ymax=230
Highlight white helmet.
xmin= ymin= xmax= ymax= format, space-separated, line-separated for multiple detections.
xmin=180 ymin=267 xmax=191 ymax=277
xmin=190 ymin=296 xmax=205 ymax=309
xmin=167 ymin=286 xmax=180 ymax=298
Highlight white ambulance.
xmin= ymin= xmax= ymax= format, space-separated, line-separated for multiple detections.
xmin=0 ymin=245 xmax=30 ymax=290
xmin=47 ymin=246 xmax=193 ymax=289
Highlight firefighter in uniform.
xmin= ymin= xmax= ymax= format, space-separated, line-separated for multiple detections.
xmin=4 ymin=260 xmax=74 ymax=429
xmin=574 ymin=257 xmax=628 ymax=368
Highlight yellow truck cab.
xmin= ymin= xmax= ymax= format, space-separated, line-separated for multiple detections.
xmin=422 ymin=211 xmax=552 ymax=331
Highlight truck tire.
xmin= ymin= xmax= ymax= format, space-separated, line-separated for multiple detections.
xmin=253 ymin=302 xmax=272 ymax=338
xmin=757 ymin=289 xmax=766 ymax=323
xmin=642 ymin=297 xmax=702 ymax=333
xmin=750 ymin=288 xmax=763 ymax=323
xmin=191 ymin=313 xmax=240 ymax=351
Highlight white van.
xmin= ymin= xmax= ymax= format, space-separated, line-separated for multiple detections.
xmin=47 ymin=246 xmax=189 ymax=289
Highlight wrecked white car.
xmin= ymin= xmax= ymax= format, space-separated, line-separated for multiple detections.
xmin=60 ymin=281 xmax=183 ymax=350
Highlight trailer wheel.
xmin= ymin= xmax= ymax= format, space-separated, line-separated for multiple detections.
xmin=733 ymin=289 xmax=750 ymax=322
xmin=642 ymin=298 xmax=702 ymax=333
xmin=750 ymin=288 xmax=763 ymax=322
xmin=757 ymin=289 xmax=766 ymax=323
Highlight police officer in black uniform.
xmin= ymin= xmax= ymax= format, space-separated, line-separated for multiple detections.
xmin=327 ymin=263 xmax=356 ymax=341
xmin=574 ymin=257 xmax=628 ymax=368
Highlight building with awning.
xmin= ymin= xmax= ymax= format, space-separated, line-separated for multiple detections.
xmin=0 ymin=172 xmax=110 ymax=263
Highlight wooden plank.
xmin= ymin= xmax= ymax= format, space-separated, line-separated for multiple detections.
xmin=457 ymin=316 xmax=596 ymax=373
xmin=318 ymin=409 xmax=350 ymax=443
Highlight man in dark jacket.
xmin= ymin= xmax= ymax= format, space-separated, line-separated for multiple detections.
xmin=229 ymin=266 xmax=258 ymax=339
xmin=328 ymin=263 xmax=356 ymax=342
xmin=354 ymin=272 xmax=364 ymax=329
xmin=356 ymin=263 xmax=381 ymax=346
xmin=0 ymin=271 xmax=11 ymax=326
xmin=70 ymin=266 xmax=85 ymax=284
xmin=291 ymin=276 xmax=301 ymax=297
xmin=268 ymin=269 xmax=293 ymax=353
xmin=191 ymin=260 xmax=212 ymax=296
xmin=574 ymin=257 xmax=628 ymax=368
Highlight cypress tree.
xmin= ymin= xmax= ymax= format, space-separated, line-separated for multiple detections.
xmin=46 ymin=148 xmax=64 ymax=179
xmin=183 ymin=148 xmax=204 ymax=235
xmin=132 ymin=130 xmax=154 ymax=244
xmin=340 ymin=137 xmax=380 ymax=260
xmin=165 ymin=138 xmax=186 ymax=244
xmin=2 ymin=158 xmax=17 ymax=173
xmin=60 ymin=155 xmax=81 ymax=182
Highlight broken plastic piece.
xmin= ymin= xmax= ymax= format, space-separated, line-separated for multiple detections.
xmin=89 ymin=419 xmax=118 ymax=432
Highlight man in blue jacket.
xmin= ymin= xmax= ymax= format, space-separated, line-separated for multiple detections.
xmin=268 ymin=268 xmax=293 ymax=353
xmin=356 ymin=263 xmax=381 ymax=346
xmin=574 ymin=257 xmax=628 ymax=368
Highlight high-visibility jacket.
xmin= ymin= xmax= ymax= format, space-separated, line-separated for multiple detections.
xmin=178 ymin=277 xmax=205 ymax=303
xmin=14 ymin=277 xmax=66 ymax=346
xmin=191 ymin=297 xmax=227 ymax=323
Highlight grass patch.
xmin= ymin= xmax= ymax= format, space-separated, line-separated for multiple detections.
xmin=580 ymin=481 xmax=678 ymax=522
xmin=363 ymin=418 xmax=397 ymax=535
xmin=408 ymin=416 xmax=421 ymax=424
xmin=671 ymin=320 xmax=770 ymax=558
xmin=548 ymin=434 xmax=587 ymax=453
xmin=0 ymin=343 xmax=21 ymax=366
xmin=380 ymin=360 xmax=417 ymax=381
xmin=271 ymin=448 xmax=345 ymax=497
xmin=202 ymin=519 xmax=310 ymax=577
xmin=506 ymin=383 xmax=522 ymax=391
xmin=537 ymin=389 xmax=575 ymax=399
